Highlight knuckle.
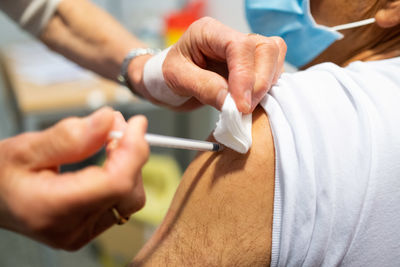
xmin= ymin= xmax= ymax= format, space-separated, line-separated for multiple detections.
xmin=256 ymin=77 xmax=271 ymax=92
xmin=260 ymin=38 xmax=280 ymax=53
xmin=192 ymin=82 xmax=216 ymax=106
xmin=162 ymin=63 xmax=187 ymax=96
xmin=232 ymin=63 xmax=255 ymax=82
xmin=271 ymin=36 xmax=287 ymax=54
xmin=233 ymin=36 xmax=255 ymax=51
xmin=194 ymin=16 xmax=216 ymax=29
xmin=6 ymin=133 xmax=34 ymax=163
xmin=56 ymin=117 xmax=84 ymax=145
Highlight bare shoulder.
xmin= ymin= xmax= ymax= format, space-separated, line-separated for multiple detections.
xmin=133 ymin=106 xmax=275 ymax=266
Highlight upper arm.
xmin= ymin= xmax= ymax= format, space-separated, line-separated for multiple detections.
xmin=132 ymin=106 xmax=276 ymax=266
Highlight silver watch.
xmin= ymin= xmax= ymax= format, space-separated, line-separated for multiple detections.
xmin=117 ymin=48 xmax=161 ymax=96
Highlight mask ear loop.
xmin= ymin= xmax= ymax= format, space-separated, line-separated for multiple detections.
xmin=331 ymin=18 xmax=376 ymax=31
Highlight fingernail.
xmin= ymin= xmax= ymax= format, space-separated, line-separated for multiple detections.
xmin=244 ymin=90 xmax=252 ymax=112
xmin=217 ymin=89 xmax=228 ymax=109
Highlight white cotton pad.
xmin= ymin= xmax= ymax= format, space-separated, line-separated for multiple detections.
xmin=143 ymin=46 xmax=190 ymax=106
xmin=213 ymin=93 xmax=252 ymax=153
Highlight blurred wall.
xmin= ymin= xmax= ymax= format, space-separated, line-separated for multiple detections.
xmin=0 ymin=13 xmax=32 ymax=138
xmin=206 ymin=0 xmax=250 ymax=33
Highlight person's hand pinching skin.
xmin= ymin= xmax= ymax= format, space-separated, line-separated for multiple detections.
xmin=128 ymin=17 xmax=287 ymax=113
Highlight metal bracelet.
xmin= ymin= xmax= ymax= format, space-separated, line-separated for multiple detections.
xmin=117 ymin=48 xmax=161 ymax=96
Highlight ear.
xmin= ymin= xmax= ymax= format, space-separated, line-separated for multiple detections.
xmin=375 ymin=1 xmax=400 ymax=28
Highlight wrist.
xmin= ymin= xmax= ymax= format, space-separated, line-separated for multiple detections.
xmin=142 ymin=47 xmax=191 ymax=106
xmin=126 ymin=54 xmax=153 ymax=98
xmin=118 ymin=48 xmax=161 ymax=98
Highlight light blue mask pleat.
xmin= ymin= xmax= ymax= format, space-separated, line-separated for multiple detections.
xmin=245 ymin=0 xmax=342 ymax=67
xmin=284 ymin=28 xmax=340 ymax=67
xmin=246 ymin=0 xmax=303 ymax=14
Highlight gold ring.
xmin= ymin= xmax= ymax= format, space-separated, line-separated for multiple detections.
xmin=111 ymin=207 xmax=130 ymax=225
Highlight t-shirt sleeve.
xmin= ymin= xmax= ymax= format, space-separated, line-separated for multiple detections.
xmin=0 ymin=0 xmax=61 ymax=36
xmin=261 ymin=57 xmax=400 ymax=266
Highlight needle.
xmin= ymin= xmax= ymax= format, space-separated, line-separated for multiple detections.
xmin=109 ymin=131 xmax=224 ymax=152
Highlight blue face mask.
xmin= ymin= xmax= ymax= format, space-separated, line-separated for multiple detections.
xmin=245 ymin=0 xmax=375 ymax=68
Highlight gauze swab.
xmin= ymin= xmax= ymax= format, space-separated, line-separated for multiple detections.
xmin=109 ymin=131 xmax=224 ymax=152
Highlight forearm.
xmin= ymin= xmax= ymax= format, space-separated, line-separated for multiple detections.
xmin=39 ymin=0 xmax=147 ymax=82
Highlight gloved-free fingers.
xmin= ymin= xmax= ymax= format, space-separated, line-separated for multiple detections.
xmin=179 ymin=17 xmax=256 ymax=113
xmin=270 ymin=36 xmax=287 ymax=84
xmin=224 ymin=36 xmax=256 ymax=113
xmin=52 ymin=115 xmax=149 ymax=208
xmin=112 ymin=173 xmax=146 ymax=219
xmin=163 ymin=54 xmax=229 ymax=110
xmin=106 ymin=111 xmax=127 ymax=154
xmin=16 ymin=107 xmax=114 ymax=169
xmin=248 ymin=34 xmax=280 ymax=109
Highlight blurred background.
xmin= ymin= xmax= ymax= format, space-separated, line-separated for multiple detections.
xmin=0 ymin=0 xmax=250 ymax=266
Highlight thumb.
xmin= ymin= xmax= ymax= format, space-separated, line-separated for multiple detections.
xmin=164 ymin=54 xmax=229 ymax=110
xmin=27 ymin=107 xmax=115 ymax=169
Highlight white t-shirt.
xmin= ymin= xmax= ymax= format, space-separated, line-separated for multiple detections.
xmin=0 ymin=0 xmax=60 ymax=36
xmin=260 ymin=57 xmax=400 ymax=266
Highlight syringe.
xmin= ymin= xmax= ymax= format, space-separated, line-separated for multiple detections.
xmin=109 ymin=131 xmax=224 ymax=152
